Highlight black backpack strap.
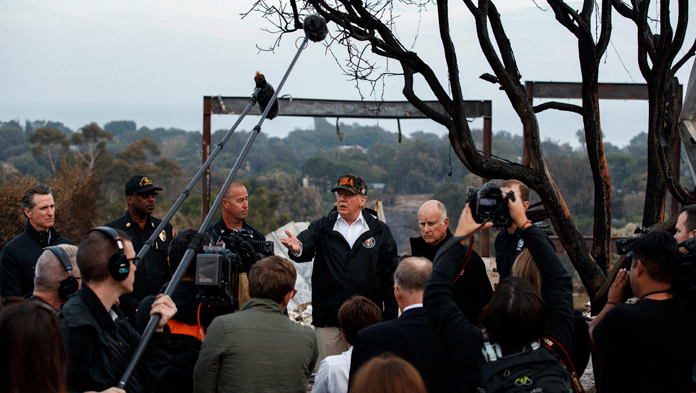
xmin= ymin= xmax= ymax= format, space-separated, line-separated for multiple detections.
xmin=544 ymin=337 xmax=586 ymax=393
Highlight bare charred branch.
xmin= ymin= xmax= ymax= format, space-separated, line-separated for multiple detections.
xmin=487 ymin=3 xmax=522 ymax=83
xmin=437 ymin=0 xmax=462 ymax=115
xmin=611 ymin=0 xmax=635 ymax=20
xmin=402 ymin=68 xmax=451 ymax=126
xmin=671 ymin=38 xmax=696 ymax=77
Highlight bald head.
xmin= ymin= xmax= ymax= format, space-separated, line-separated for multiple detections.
xmin=418 ymin=200 xmax=449 ymax=246
xmin=220 ymin=181 xmax=249 ymax=228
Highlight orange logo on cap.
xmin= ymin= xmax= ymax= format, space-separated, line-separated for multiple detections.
xmin=339 ymin=177 xmax=354 ymax=186
xmin=140 ymin=177 xmax=153 ymax=186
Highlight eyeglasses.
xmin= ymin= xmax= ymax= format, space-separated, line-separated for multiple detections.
xmin=128 ymin=257 xmax=141 ymax=267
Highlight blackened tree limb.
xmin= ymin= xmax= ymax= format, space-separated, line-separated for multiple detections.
xmin=548 ymin=0 xmax=613 ymax=273
xmin=614 ymin=0 xmax=696 ymax=222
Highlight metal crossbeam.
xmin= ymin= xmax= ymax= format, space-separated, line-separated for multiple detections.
xmin=208 ymin=97 xmax=491 ymax=118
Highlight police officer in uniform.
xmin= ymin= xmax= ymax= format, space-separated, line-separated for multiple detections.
xmin=105 ymin=175 xmax=174 ymax=320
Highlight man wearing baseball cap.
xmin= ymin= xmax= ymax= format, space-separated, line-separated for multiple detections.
xmin=105 ymin=174 xmax=175 ymax=321
xmin=282 ymin=174 xmax=398 ymax=366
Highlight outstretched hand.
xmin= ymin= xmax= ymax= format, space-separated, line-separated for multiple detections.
xmin=281 ymin=230 xmax=301 ymax=254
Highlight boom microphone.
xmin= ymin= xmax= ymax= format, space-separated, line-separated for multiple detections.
xmin=254 ymin=72 xmax=279 ymax=120
xmin=303 ymin=14 xmax=328 ymax=42
xmin=119 ymin=21 xmax=317 ymax=389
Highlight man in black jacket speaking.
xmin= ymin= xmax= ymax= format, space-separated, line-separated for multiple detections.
xmin=281 ymin=174 xmax=398 ymax=366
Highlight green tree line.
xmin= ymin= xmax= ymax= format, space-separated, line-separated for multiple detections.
xmin=0 ymin=117 xmax=680 ymax=247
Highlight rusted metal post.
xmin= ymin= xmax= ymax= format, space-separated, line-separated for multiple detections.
xmin=672 ymin=84 xmax=684 ymax=217
xmin=203 ymin=97 xmax=212 ymax=219
xmin=523 ymin=81 xmax=533 ymax=166
xmin=481 ymin=101 xmax=493 ymax=257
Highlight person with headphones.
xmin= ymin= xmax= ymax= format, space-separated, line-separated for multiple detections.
xmin=59 ymin=227 xmax=177 ymax=393
xmin=30 ymin=244 xmax=81 ymax=311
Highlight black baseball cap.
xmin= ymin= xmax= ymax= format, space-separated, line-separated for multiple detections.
xmin=125 ymin=175 xmax=162 ymax=196
xmin=331 ymin=174 xmax=367 ymax=196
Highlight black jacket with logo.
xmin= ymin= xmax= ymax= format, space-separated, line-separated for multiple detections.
xmin=0 ymin=221 xmax=72 ymax=297
xmin=289 ymin=208 xmax=398 ymax=327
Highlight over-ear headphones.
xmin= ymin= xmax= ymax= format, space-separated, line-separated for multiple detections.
xmin=89 ymin=227 xmax=130 ymax=281
xmin=44 ymin=246 xmax=79 ymax=301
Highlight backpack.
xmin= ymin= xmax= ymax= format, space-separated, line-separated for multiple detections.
xmin=477 ymin=341 xmax=572 ymax=393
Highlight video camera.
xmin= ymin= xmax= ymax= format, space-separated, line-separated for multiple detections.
xmin=195 ymin=228 xmax=274 ymax=307
xmin=614 ymin=226 xmax=650 ymax=270
xmin=466 ymin=181 xmax=515 ymax=228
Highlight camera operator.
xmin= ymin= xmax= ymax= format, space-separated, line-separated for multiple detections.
xmin=493 ymin=180 xmax=531 ymax=281
xmin=207 ymin=181 xmax=265 ymax=244
xmin=590 ymin=230 xmax=696 ymax=393
xmin=137 ymin=229 xmax=221 ymax=393
xmin=424 ymin=189 xmax=574 ymax=392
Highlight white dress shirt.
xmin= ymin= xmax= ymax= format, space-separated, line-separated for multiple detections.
xmin=312 ymin=346 xmax=353 ymax=393
xmin=333 ymin=212 xmax=369 ymax=248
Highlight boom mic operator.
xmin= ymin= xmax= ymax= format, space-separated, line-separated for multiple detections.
xmin=254 ymin=71 xmax=279 ymax=120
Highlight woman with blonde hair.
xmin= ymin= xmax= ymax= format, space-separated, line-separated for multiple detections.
xmin=512 ymin=248 xmax=543 ymax=293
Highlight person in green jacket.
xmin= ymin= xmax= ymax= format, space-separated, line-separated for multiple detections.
xmin=193 ymin=255 xmax=318 ymax=393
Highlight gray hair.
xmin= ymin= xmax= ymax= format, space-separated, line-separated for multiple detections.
xmin=394 ymin=257 xmax=432 ymax=294
xmin=34 ymin=245 xmax=78 ymax=292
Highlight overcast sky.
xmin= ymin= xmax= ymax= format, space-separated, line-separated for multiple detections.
xmin=1 ymin=0 xmax=694 ymax=148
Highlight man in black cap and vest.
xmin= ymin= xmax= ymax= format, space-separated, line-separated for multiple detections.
xmin=281 ymin=174 xmax=398 ymax=366
xmin=105 ymin=175 xmax=174 ymax=320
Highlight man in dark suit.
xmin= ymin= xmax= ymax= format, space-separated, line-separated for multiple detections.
xmin=349 ymin=256 xmax=461 ymax=392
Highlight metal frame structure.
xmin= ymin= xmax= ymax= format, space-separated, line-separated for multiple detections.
xmin=526 ymin=81 xmax=683 ymax=218
xmin=679 ymin=66 xmax=696 ymax=182
xmin=202 ymin=97 xmax=495 ymax=255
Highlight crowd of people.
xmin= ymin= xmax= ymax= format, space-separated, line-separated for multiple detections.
xmin=1 ymin=173 xmax=695 ymax=393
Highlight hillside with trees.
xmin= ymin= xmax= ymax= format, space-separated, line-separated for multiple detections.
xmin=0 ymin=117 xmax=680 ymax=253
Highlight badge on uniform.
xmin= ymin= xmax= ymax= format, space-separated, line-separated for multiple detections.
xmin=517 ymin=239 xmax=524 ymax=251
xmin=159 ymin=230 xmax=167 ymax=242
xmin=363 ymin=237 xmax=376 ymax=248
